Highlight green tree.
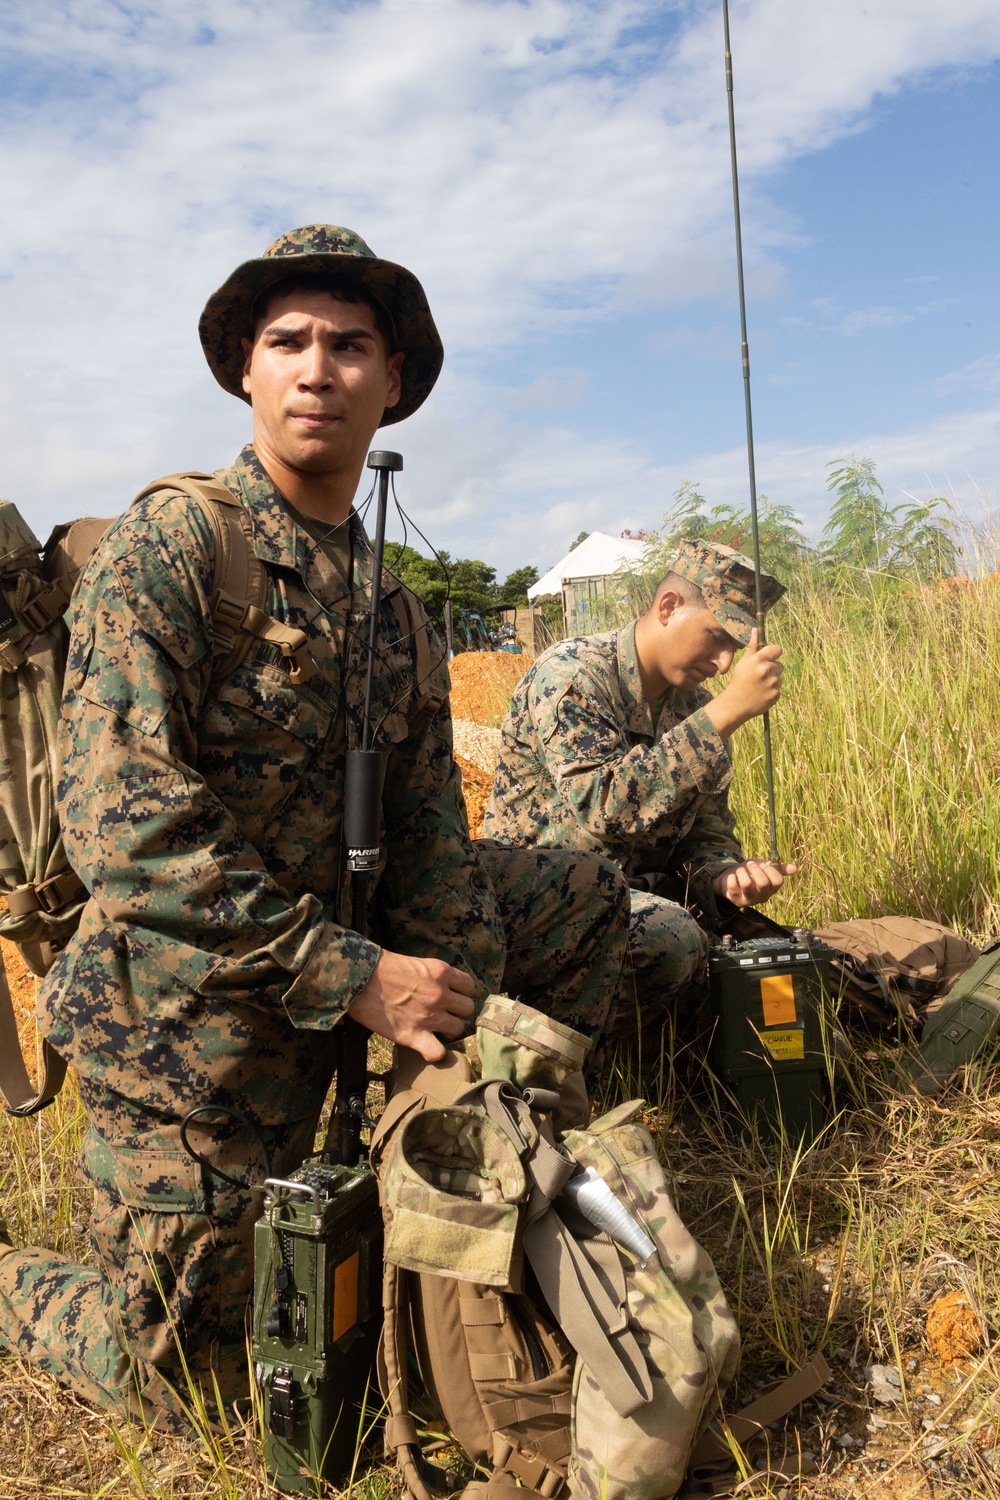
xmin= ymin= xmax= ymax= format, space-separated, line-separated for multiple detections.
xmin=498 ymin=564 xmax=539 ymax=606
xmin=383 ymin=543 xmax=541 ymax=645
xmin=821 ymin=456 xmax=958 ymax=580
xmin=568 ymin=531 xmax=590 ymax=552
xmin=641 ymin=480 xmax=812 ymax=581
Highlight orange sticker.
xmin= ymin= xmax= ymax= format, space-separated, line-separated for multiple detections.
xmin=332 ymin=1251 xmax=359 ymax=1342
xmin=760 ymin=973 xmax=797 ymax=1026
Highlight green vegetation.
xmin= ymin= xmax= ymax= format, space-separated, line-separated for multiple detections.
xmin=640 ymin=457 xmax=960 ymax=587
xmin=2 ymin=472 xmax=1000 ymax=1494
xmin=382 ymin=543 xmax=538 ymax=642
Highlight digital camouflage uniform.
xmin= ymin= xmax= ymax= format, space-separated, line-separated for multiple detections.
xmin=0 ymin=230 xmax=628 ymax=1421
xmin=485 ymin=542 xmax=785 ymax=1061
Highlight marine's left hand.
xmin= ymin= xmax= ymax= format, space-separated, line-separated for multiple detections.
xmin=713 ymin=859 xmax=798 ymax=908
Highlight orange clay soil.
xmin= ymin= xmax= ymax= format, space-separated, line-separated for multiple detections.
xmin=455 ymin=754 xmax=491 ymax=839
xmin=448 ymin=651 xmax=526 ymax=727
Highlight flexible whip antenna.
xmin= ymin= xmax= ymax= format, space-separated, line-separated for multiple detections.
xmin=723 ymin=0 xmax=780 ymax=862
xmin=334 ymin=448 xmax=403 ymax=1166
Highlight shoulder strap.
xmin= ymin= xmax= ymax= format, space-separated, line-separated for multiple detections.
xmin=0 ymin=948 xmax=66 ymax=1116
xmin=134 ymin=472 xmax=315 ymax=686
xmin=389 ymin=584 xmax=444 ymax=722
xmin=687 ymin=1351 xmax=831 ymax=1485
xmin=379 ymin=1262 xmax=435 ymax=1500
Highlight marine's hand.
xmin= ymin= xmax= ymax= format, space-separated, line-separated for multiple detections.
xmin=348 ymin=950 xmax=476 ymax=1062
xmin=713 ymin=859 xmax=798 ymax=908
xmin=703 ymin=629 xmax=784 ymax=740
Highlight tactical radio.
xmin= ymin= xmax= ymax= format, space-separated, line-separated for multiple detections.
xmin=907 ymin=937 xmax=1000 ymax=1093
xmin=252 ymin=1160 xmax=383 ymax=1493
xmin=709 ymin=928 xmax=835 ymax=1143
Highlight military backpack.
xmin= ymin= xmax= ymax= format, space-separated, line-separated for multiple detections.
xmin=372 ymin=996 xmax=828 ymax=1500
xmin=0 ymin=471 xmax=406 ymax=1116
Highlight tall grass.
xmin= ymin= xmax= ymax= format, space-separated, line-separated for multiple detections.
xmin=611 ymin=564 xmax=1000 ymax=940
xmin=4 ymin=567 xmax=1000 ymax=1494
xmin=731 ymin=570 xmax=1000 ymax=939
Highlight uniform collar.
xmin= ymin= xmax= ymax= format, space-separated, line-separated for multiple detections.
xmin=218 ymin=444 xmax=394 ymax=608
xmin=616 ymin=624 xmax=656 ymax=736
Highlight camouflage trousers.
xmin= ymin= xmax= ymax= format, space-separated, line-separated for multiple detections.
xmin=476 ymin=841 xmax=629 ymax=1061
xmin=610 ymin=890 xmax=711 ymax=1078
xmin=0 ymin=847 xmax=627 ymax=1424
xmin=0 ymin=1090 xmax=315 ymax=1426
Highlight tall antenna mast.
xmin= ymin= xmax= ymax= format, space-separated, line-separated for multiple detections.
xmin=723 ymin=0 xmax=780 ymax=863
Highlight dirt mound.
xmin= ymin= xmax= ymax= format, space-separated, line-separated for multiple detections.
xmin=449 ymin=651 xmax=526 ymax=727
xmin=455 ymin=754 xmax=492 ymax=838
xmin=926 ymin=1289 xmax=982 ymax=1364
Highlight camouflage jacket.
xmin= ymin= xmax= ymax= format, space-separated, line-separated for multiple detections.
xmin=40 ymin=446 xmax=504 ymax=1124
xmin=484 ymin=624 xmax=742 ymax=912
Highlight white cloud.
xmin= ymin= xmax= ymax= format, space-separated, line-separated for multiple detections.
xmin=401 ymin=396 xmax=1000 ymax=570
xmin=0 ymin=0 xmax=998 ymax=559
xmin=935 ymin=354 xmax=1000 ymax=397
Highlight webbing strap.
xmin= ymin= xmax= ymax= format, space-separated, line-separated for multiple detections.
xmin=5 ymin=869 xmax=85 ymax=920
xmin=210 ymin=593 xmax=315 ymax=685
xmin=688 ymin=1352 xmax=831 ymax=1471
xmin=390 ymin=586 xmax=443 ymax=721
xmin=378 ymin=1261 xmax=434 ymax=1500
xmin=0 ymin=947 xmax=66 ymax=1117
xmin=492 ymin=1436 xmax=567 ymax=1497
xmin=460 ymin=1079 xmax=651 ymax=1419
xmin=133 ymin=472 xmax=315 ymax=686
xmin=18 ymin=574 xmax=75 ymax=635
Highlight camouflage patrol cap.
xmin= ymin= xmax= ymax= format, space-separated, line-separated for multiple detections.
xmin=198 ymin=224 xmax=443 ymax=426
xmin=668 ymin=539 xmax=786 ymax=646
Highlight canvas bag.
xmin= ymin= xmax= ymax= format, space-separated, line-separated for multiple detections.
xmin=373 ymin=996 xmax=744 ymax=1500
xmin=812 ymin=916 xmax=979 ymax=1021
xmin=0 ymin=473 xmax=318 ymax=1115
xmin=719 ymin=905 xmax=979 ymax=1027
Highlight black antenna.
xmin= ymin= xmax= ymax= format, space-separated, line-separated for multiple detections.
xmin=723 ymin=0 xmax=780 ymax=863
xmin=334 ymin=448 xmax=403 ymax=1167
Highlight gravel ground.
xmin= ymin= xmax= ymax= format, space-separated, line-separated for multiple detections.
xmin=452 ymin=719 xmax=501 ymax=773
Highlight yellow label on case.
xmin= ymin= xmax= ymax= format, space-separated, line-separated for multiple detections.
xmin=760 ymin=973 xmax=797 ymax=1026
xmin=332 ymin=1251 xmax=359 ymax=1341
xmin=761 ymin=1027 xmax=805 ymax=1061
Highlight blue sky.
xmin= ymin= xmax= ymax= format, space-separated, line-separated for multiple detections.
xmin=0 ymin=0 xmax=997 ymax=579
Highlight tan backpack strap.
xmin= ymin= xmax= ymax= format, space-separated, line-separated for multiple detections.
xmin=0 ymin=947 xmax=66 ymax=1117
xmin=688 ymin=1351 xmax=831 ymax=1471
xmin=491 ymin=1436 xmax=568 ymax=1497
xmin=4 ymin=870 xmax=85 ymax=921
xmin=14 ymin=516 xmax=116 ymax=641
xmin=379 ymin=1262 xmax=434 ymax=1500
xmin=134 ymin=473 xmax=315 ymax=686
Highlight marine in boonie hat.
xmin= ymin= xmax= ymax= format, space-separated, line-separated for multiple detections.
xmin=198 ymin=224 xmax=443 ymax=426
xmin=668 ymin=539 xmax=785 ymax=647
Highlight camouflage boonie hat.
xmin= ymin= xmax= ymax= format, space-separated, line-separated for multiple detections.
xmin=669 ymin=538 xmax=786 ymax=646
xmin=198 ymin=224 xmax=443 ymax=426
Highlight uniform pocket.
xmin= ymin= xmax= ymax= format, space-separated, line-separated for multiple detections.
xmin=82 ymin=1128 xmax=206 ymax=1213
xmin=199 ymin=660 xmax=335 ymax=825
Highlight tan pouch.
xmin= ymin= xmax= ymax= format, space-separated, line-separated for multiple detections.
xmin=562 ymin=1105 xmax=740 ymax=1500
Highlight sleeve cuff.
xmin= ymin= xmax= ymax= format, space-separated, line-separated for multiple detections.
xmin=688 ymin=855 xmax=743 ymax=923
xmin=280 ymin=922 xmax=381 ymax=1030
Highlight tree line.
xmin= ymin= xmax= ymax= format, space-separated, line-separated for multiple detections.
xmin=641 ymin=456 xmax=960 ymax=584
xmin=385 ymin=455 xmax=960 ymax=647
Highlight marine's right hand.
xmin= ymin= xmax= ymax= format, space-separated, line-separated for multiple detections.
xmin=348 ymin=950 xmax=476 ymax=1062
xmin=703 ymin=628 xmax=784 ymax=740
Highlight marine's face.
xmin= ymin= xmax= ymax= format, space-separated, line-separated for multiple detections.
xmin=241 ymin=290 xmax=403 ymax=475
xmin=657 ymin=601 xmax=741 ymax=690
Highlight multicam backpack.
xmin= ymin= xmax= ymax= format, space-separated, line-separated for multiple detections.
xmin=0 ymin=473 xmax=317 ymax=1115
xmin=373 ymin=996 xmax=749 ymax=1500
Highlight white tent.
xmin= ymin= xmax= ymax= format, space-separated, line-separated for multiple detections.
xmin=528 ymin=532 xmax=647 ymax=601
